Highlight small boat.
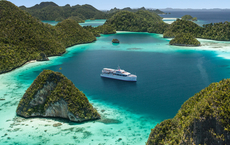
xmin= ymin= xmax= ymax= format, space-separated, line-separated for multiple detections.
xmin=100 ymin=66 xmax=137 ymax=81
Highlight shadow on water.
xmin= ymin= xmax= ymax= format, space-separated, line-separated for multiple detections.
xmin=101 ymin=77 xmax=137 ymax=90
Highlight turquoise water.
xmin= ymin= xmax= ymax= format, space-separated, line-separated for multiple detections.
xmin=1 ymin=32 xmax=230 ymax=144
xmin=42 ymin=19 xmax=106 ymax=27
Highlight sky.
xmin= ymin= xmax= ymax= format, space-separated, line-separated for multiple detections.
xmin=8 ymin=0 xmax=230 ymax=10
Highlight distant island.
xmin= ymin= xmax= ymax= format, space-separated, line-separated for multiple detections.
xmin=105 ymin=7 xmax=165 ymax=15
xmin=103 ymin=10 xmax=167 ymax=33
xmin=181 ymin=15 xmax=197 ymax=21
xmin=19 ymin=2 xmax=106 ymax=21
xmin=19 ymin=2 xmax=165 ymax=21
xmin=16 ymin=70 xmax=100 ymax=122
xmin=147 ymin=79 xmax=230 ymax=144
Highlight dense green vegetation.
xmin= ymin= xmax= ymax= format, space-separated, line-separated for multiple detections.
xmin=106 ymin=7 xmax=165 ymax=15
xmin=181 ymin=15 xmax=193 ymax=20
xmin=104 ymin=10 xmax=164 ymax=32
xmin=55 ymin=19 xmax=96 ymax=47
xmin=20 ymin=2 xmax=106 ymax=21
xmin=169 ymin=33 xmax=201 ymax=46
xmin=83 ymin=25 xmax=116 ymax=37
xmin=202 ymin=22 xmax=230 ymax=40
xmin=192 ymin=17 xmax=197 ymax=21
xmin=181 ymin=15 xmax=197 ymax=21
xmin=67 ymin=16 xmax=85 ymax=23
xmin=163 ymin=19 xmax=203 ymax=38
xmin=16 ymin=70 xmax=100 ymax=121
xmin=147 ymin=22 xmax=169 ymax=34
xmin=147 ymin=79 xmax=230 ymax=144
xmin=163 ymin=19 xmax=230 ymax=41
xmin=0 ymin=1 xmax=95 ymax=74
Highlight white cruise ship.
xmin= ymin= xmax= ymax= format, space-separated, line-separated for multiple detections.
xmin=100 ymin=66 xmax=137 ymax=81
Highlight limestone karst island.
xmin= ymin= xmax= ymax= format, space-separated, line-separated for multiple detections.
xmin=1 ymin=0 xmax=230 ymax=144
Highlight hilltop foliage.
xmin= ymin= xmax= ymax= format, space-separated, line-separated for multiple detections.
xmin=67 ymin=16 xmax=85 ymax=23
xmin=169 ymin=33 xmax=201 ymax=46
xmin=55 ymin=19 xmax=96 ymax=47
xmin=106 ymin=7 xmax=165 ymax=15
xmin=104 ymin=10 xmax=164 ymax=32
xmin=202 ymin=22 xmax=230 ymax=40
xmin=163 ymin=19 xmax=230 ymax=41
xmin=163 ymin=19 xmax=203 ymax=38
xmin=0 ymin=1 xmax=95 ymax=74
xmin=147 ymin=79 xmax=230 ymax=145
xmin=83 ymin=25 xmax=116 ymax=37
xmin=20 ymin=2 xmax=106 ymax=21
xmin=181 ymin=15 xmax=193 ymax=21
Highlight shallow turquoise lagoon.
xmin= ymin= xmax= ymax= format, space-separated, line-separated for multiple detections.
xmin=1 ymin=32 xmax=230 ymax=144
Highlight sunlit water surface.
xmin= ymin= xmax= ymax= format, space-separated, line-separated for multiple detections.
xmin=1 ymin=31 xmax=230 ymax=144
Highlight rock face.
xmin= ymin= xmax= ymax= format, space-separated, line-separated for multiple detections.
xmin=112 ymin=39 xmax=120 ymax=43
xmin=16 ymin=70 xmax=100 ymax=122
xmin=147 ymin=79 xmax=230 ymax=145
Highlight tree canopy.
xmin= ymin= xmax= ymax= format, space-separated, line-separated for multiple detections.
xmin=0 ymin=1 xmax=95 ymax=74
xmin=147 ymin=79 xmax=230 ymax=145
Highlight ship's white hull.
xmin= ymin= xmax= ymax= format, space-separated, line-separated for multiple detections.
xmin=100 ymin=74 xmax=137 ymax=82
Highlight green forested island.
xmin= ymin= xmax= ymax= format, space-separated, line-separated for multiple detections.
xmin=16 ymin=70 xmax=100 ymax=122
xmin=147 ymin=79 xmax=230 ymax=144
xmin=169 ymin=33 xmax=201 ymax=46
xmin=105 ymin=7 xmax=165 ymax=15
xmin=103 ymin=10 xmax=165 ymax=32
xmin=0 ymin=1 xmax=95 ymax=74
xmin=19 ymin=2 xmax=165 ymax=21
xmin=163 ymin=19 xmax=230 ymax=41
xmin=181 ymin=15 xmax=197 ymax=21
xmin=19 ymin=2 xmax=106 ymax=21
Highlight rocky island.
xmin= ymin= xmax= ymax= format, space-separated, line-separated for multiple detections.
xmin=112 ymin=39 xmax=120 ymax=43
xmin=16 ymin=70 xmax=100 ymax=122
xmin=147 ymin=79 xmax=230 ymax=145
xmin=169 ymin=33 xmax=201 ymax=46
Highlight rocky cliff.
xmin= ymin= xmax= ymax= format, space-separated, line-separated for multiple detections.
xmin=147 ymin=79 xmax=230 ymax=145
xmin=16 ymin=70 xmax=100 ymax=122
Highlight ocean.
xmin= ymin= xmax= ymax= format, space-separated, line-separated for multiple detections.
xmin=160 ymin=9 xmax=230 ymax=25
xmin=1 ymin=12 xmax=230 ymax=144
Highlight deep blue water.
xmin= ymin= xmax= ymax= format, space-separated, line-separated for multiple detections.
xmin=17 ymin=33 xmax=230 ymax=121
xmin=47 ymin=50 xmax=230 ymax=120
xmin=160 ymin=10 xmax=230 ymax=24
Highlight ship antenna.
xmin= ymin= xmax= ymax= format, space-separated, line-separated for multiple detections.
xmin=118 ymin=65 xmax=120 ymax=70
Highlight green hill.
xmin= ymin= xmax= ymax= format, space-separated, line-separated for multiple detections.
xmin=104 ymin=10 xmax=164 ymax=32
xmin=20 ymin=2 xmax=106 ymax=21
xmin=181 ymin=15 xmax=193 ymax=21
xmin=55 ymin=19 xmax=96 ymax=47
xmin=163 ymin=19 xmax=203 ymax=38
xmin=106 ymin=7 xmax=165 ymax=15
xmin=147 ymin=79 xmax=230 ymax=145
xmin=169 ymin=33 xmax=201 ymax=46
xmin=163 ymin=19 xmax=230 ymax=41
xmin=0 ymin=1 xmax=95 ymax=74
xmin=16 ymin=70 xmax=100 ymax=122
